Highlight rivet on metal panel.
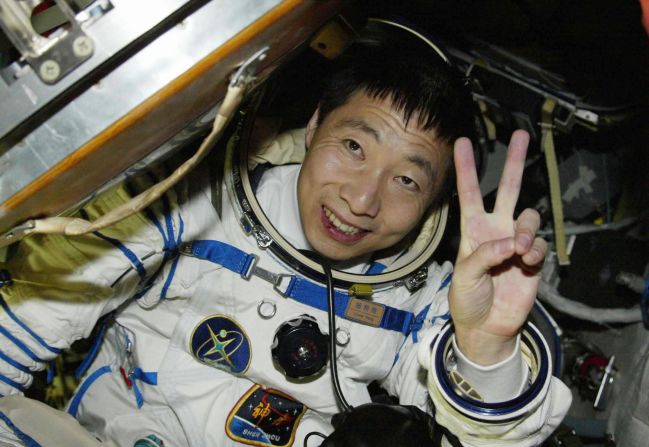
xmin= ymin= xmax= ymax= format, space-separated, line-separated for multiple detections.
xmin=40 ymin=60 xmax=61 ymax=82
xmin=72 ymin=36 xmax=94 ymax=58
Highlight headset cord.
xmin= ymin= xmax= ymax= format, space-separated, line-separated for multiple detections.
xmin=322 ymin=260 xmax=352 ymax=413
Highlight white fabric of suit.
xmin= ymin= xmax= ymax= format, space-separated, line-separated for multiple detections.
xmin=0 ymin=134 xmax=571 ymax=446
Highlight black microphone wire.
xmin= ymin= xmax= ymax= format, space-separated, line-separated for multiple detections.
xmin=321 ymin=259 xmax=352 ymax=413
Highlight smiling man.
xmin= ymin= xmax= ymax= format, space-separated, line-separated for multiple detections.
xmin=0 ymin=21 xmax=570 ymax=447
xmin=298 ymin=92 xmax=445 ymax=262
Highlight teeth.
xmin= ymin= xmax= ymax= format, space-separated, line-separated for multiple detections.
xmin=324 ymin=207 xmax=361 ymax=235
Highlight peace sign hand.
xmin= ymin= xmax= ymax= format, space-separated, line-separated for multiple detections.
xmin=449 ymin=130 xmax=547 ymax=365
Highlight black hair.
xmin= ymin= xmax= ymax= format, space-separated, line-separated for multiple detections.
xmin=317 ymin=23 xmax=475 ymax=147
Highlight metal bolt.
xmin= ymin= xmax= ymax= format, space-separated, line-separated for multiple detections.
xmin=39 ymin=60 xmax=60 ymax=82
xmin=72 ymin=36 xmax=94 ymax=58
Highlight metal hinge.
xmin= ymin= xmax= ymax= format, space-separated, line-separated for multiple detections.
xmin=405 ymin=266 xmax=428 ymax=292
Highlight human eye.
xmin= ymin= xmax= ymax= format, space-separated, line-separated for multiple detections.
xmin=344 ymin=139 xmax=363 ymax=157
xmin=395 ymin=176 xmax=419 ymax=191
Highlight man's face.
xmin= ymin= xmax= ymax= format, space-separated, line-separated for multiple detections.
xmin=298 ymin=91 xmax=450 ymax=262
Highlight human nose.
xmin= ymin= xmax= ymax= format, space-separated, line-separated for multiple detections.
xmin=340 ymin=172 xmax=381 ymax=218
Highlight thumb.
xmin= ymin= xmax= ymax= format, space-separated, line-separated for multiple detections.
xmin=457 ymin=237 xmax=515 ymax=281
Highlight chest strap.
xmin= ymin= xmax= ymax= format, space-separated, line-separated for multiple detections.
xmin=180 ymin=240 xmax=417 ymax=335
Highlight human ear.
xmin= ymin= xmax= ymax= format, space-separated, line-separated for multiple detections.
xmin=305 ymin=108 xmax=320 ymax=149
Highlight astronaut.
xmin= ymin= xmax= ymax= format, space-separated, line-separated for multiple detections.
xmin=0 ymin=20 xmax=571 ymax=447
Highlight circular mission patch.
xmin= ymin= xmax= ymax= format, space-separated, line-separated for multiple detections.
xmin=190 ymin=314 xmax=251 ymax=374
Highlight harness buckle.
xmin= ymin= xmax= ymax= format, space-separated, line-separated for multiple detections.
xmin=241 ymin=254 xmax=258 ymax=280
xmin=273 ymin=274 xmax=294 ymax=298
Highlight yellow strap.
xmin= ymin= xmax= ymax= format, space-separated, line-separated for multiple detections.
xmin=0 ymin=76 xmax=248 ymax=248
xmin=541 ymin=98 xmax=570 ymax=266
xmin=478 ymin=100 xmax=497 ymax=141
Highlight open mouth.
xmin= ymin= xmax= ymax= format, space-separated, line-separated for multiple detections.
xmin=321 ymin=206 xmax=368 ymax=243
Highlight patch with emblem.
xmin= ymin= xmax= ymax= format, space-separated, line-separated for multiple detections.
xmin=190 ymin=314 xmax=251 ymax=374
xmin=226 ymin=385 xmax=307 ymax=447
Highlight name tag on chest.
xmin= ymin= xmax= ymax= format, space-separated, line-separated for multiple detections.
xmin=344 ymin=297 xmax=385 ymax=327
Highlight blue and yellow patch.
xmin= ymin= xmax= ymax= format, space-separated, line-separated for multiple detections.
xmin=226 ymin=385 xmax=307 ymax=447
xmin=190 ymin=314 xmax=251 ymax=374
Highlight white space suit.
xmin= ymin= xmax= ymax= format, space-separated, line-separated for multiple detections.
xmin=0 ymin=130 xmax=571 ymax=447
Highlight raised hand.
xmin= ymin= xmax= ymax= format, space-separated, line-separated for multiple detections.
xmin=449 ymin=130 xmax=547 ymax=365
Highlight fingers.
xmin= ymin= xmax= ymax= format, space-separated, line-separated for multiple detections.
xmin=521 ymin=237 xmax=547 ymax=268
xmin=459 ymin=237 xmax=515 ymax=281
xmin=454 ymin=137 xmax=484 ymax=218
xmin=515 ymin=208 xmax=547 ymax=268
xmin=459 ymin=233 xmax=546 ymax=282
xmin=514 ymin=208 xmax=540 ymax=254
xmin=494 ymin=130 xmax=529 ymax=216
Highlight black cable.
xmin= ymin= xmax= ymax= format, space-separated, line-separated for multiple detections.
xmin=321 ymin=260 xmax=352 ymax=413
xmin=303 ymin=431 xmax=327 ymax=447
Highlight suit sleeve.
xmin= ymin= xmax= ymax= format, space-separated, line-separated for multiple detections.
xmin=0 ymin=184 xmax=171 ymax=396
xmin=381 ymin=262 xmax=572 ymax=446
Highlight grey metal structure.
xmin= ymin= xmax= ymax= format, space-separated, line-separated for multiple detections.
xmin=0 ymin=0 xmax=345 ymax=243
xmin=0 ymin=0 xmax=281 ymax=206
